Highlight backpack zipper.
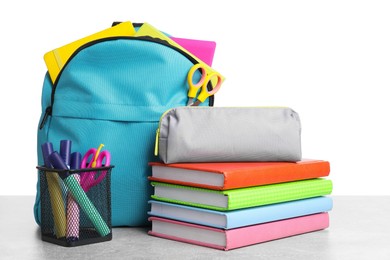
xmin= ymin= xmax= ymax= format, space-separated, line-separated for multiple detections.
xmin=39 ymin=36 xmax=214 ymax=129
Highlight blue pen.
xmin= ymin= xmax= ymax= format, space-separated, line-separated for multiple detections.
xmin=49 ymin=151 xmax=110 ymax=237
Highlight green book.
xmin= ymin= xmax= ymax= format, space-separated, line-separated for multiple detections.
xmin=151 ymin=178 xmax=333 ymax=211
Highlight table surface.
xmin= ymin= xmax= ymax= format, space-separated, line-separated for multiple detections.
xmin=1 ymin=196 xmax=389 ymax=260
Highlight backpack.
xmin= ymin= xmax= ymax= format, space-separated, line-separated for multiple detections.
xmin=34 ymin=23 xmax=217 ymax=227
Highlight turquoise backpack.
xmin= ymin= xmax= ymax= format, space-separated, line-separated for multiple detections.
xmin=34 ymin=28 xmax=214 ymax=226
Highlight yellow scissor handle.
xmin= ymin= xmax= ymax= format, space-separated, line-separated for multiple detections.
xmin=196 ymin=72 xmax=223 ymax=103
xmin=91 ymin=143 xmax=104 ymax=168
xmin=187 ymin=64 xmax=207 ymax=98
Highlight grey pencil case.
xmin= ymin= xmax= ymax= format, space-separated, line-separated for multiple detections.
xmin=154 ymin=106 xmax=302 ymax=163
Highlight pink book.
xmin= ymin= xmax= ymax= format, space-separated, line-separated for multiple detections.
xmin=148 ymin=213 xmax=329 ymax=251
xmin=170 ymin=37 xmax=216 ymax=66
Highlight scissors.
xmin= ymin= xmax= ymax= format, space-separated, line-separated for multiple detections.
xmin=80 ymin=144 xmax=111 ymax=192
xmin=186 ymin=64 xmax=223 ymax=106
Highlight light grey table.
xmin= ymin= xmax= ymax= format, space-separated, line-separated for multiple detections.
xmin=1 ymin=196 xmax=389 ymax=260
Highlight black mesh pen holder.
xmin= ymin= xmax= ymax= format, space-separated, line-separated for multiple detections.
xmin=37 ymin=165 xmax=114 ymax=247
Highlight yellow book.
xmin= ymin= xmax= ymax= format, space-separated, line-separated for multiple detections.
xmin=44 ymin=21 xmax=136 ymax=84
xmin=135 ymin=23 xmax=225 ymax=81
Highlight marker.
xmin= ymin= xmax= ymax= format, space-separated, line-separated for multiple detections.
xmin=41 ymin=142 xmax=66 ymax=239
xmin=60 ymin=140 xmax=72 ymax=168
xmin=66 ymin=152 xmax=82 ymax=242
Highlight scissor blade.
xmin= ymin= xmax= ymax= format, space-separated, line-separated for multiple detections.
xmin=186 ymin=98 xmax=195 ymax=106
xmin=190 ymin=100 xmax=201 ymax=106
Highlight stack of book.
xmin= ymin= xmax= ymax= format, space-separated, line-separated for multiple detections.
xmin=147 ymin=159 xmax=333 ymax=250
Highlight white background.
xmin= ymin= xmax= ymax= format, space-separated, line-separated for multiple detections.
xmin=1 ymin=0 xmax=389 ymax=196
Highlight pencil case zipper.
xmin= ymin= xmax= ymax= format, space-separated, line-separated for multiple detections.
xmin=154 ymin=108 xmax=173 ymax=156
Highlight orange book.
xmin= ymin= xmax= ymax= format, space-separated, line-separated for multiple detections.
xmin=148 ymin=159 xmax=330 ymax=190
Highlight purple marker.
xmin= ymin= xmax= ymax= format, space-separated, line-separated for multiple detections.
xmin=70 ymin=152 xmax=82 ymax=170
xmin=41 ymin=142 xmax=54 ymax=168
xmin=49 ymin=151 xmax=70 ymax=179
xmin=60 ymin=140 xmax=72 ymax=168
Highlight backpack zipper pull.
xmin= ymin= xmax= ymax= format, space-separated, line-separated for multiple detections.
xmin=39 ymin=106 xmax=52 ymax=129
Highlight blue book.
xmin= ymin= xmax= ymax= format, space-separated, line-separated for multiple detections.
xmin=148 ymin=196 xmax=333 ymax=229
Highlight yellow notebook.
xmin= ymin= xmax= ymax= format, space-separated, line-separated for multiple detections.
xmin=44 ymin=21 xmax=136 ymax=84
xmin=134 ymin=23 xmax=225 ymax=81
